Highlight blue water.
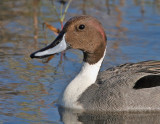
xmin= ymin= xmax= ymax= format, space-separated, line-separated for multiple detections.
xmin=0 ymin=0 xmax=160 ymax=123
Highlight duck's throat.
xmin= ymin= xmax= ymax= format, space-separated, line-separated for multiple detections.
xmin=61 ymin=49 xmax=106 ymax=109
xmin=83 ymin=49 xmax=105 ymax=65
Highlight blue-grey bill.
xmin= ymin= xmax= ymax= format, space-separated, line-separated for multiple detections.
xmin=30 ymin=34 xmax=67 ymax=59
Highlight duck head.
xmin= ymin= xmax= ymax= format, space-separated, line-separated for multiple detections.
xmin=30 ymin=15 xmax=107 ymax=64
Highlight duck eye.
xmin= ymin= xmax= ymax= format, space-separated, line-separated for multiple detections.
xmin=78 ymin=24 xmax=85 ymax=30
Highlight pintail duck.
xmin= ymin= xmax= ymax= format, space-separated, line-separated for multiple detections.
xmin=30 ymin=15 xmax=160 ymax=112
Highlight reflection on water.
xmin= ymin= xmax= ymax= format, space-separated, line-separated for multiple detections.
xmin=59 ymin=107 xmax=160 ymax=124
xmin=0 ymin=0 xmax=160 ymax=123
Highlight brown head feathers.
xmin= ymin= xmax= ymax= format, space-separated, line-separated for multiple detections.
xmin=63 ymin=15 xmax=107 ymax=64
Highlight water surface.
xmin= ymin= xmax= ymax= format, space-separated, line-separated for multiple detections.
xmin=0 ymin=0 xmax=160 ymax=123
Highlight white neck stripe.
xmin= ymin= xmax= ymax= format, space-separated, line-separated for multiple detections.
xmin=60 ymin=49 xmax=106 ymax=109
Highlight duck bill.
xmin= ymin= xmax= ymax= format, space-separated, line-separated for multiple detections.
xmin=30 ymin=32 xmax=67 ymax=59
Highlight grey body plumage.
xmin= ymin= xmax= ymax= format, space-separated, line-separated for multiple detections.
xmin=78 ymin=61 xmax=160 ymax=111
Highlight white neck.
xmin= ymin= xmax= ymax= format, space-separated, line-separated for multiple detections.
xmin=59 ymin=49 xmax=106 ymax=110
